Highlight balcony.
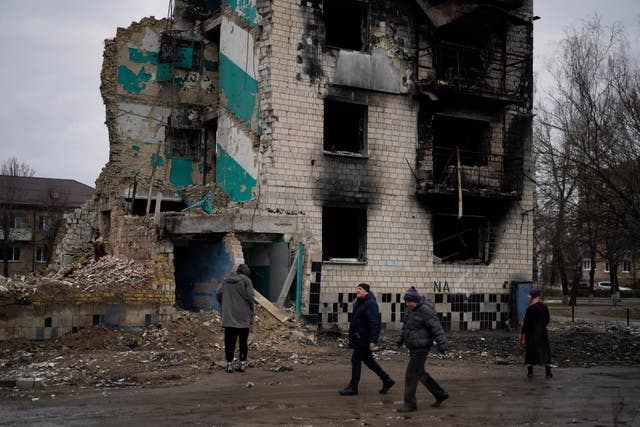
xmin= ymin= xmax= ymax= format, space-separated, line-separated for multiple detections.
xmin=416 ymin=146 xmax=522 ymax=199
xmin=418 ymin=41 xmax=530 ymax=104
xmin=0 ymin=228 xmax=33 ymax=241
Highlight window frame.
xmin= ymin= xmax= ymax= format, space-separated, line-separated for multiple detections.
xmin=36 ymin=247 xmax=49 ymax=263
xmin=323 ymin=98 xmax=368 ymax=157
xmin=322 ymin=205 xmax=368 ymax=263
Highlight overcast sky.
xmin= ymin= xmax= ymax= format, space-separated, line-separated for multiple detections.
xmin=0 ymin=1 xmax=639 ymax=187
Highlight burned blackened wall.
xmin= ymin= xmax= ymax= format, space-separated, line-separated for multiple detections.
xmin=251 ymin=0 xmax=534 ymax=331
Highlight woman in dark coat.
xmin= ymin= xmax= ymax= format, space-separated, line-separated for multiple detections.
xmin=519 ymin=288 xmax=552 ymax=378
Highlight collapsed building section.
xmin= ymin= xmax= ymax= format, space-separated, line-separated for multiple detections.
xmin=3 ymin=0 xmax=535 ymax=340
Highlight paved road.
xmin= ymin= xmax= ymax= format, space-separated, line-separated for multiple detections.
xmin=1 ymin=357 xmax=639 ymax=426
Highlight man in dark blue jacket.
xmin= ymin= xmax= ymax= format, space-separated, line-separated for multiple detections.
xmin=339 ymin=283 xmax=395 ymax=396
xmin=396 ymin=286 xmax=449 ymax=412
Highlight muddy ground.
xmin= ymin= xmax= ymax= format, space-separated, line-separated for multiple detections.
xmin=1 ymin=307 xmax=640 ymax=426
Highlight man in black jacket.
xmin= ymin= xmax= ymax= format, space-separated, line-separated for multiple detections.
xmin=396 ymin=286 xmax=449 ymax=412
xmin=339 ymin=283 xmax=395 ymax=396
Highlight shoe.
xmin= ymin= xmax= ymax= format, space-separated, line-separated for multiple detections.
xmin=379 ymin=378 xmax=395 ymax=394
xmin=397 ymin=406 xmax=417 ymax=413
xmin=545 ymin=366 xmax=553 ymax=379
xmin=236 ymin=361 xmax=247 ymax=372
xmin=225 ymin=362 xmax=234 ymax=373
xmin=339 ymin=386 xmax=358 ymax=396
xmin=431 ymin=393 xmax=449 ymax=408
xmin=527 ymin=366 xmax=533 ymax=378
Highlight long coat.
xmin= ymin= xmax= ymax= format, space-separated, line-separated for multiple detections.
xmin=521 ymin=301 xmax=551 ymax=365
xmin=348 ymin=292 xmax=381 ymax=349
xmin=216 ymin=271 xmax=255 ymax=328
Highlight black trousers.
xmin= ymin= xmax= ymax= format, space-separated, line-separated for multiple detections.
xmin=349 ymin=347 xmax=389 ymax=389
xmin=224 ymin=327 xmax=249 ymax=362
xmin=404 ymin=348 xmax=446 ymax=409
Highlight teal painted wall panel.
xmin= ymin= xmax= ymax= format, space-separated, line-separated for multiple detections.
xmin=117 ymin=65 xmax=152 ymax=94
xmin=170 ymin=158 xmax=194 ymax=186
xmin=219 ymin=53 xmax=258 ymax=128
xmin=150 ymin=153 xmax=165 ymax=167
xmin=216 ymin=144 xmax=256 ymax=202
xmin=128 ymin=48 xmax=159 ymax=64
xmin=223 ymin=0 xmax=258 ymax=26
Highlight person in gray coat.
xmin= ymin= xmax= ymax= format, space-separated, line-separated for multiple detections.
xmin=216 ymin=264 xmax=255 ymax=373
xmin=396 ymin=286 xmax=449 ymax=412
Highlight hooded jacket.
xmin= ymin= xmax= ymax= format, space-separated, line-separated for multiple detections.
xmin=216 ymin=270 xmax=255 ymax=328
xmin=397 ymin=296 xmax=448 ymax=353
xmin=348 ymin=292 xmax=381 ymax=349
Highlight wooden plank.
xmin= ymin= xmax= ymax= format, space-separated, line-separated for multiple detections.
xmin=254 ymin=290 xmax=290 ymax=323
xmin=276 ymin=250 xmax=299 ymax=308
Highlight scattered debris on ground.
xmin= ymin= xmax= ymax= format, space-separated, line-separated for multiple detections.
xmin=1 ymin=310 xmax=638 ymax=393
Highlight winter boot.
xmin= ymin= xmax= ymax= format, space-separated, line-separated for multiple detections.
xmin=527 ymin=366 xmax=533 ymax=378
xmin=431 ymin=393 xmax=449 ymax=408
xmin=339 ymin=385 xmax=358 ymax=396
xmin=379 ymin=376 xmax=395 ymax=394
xmin=545 ymin=365 xmax=553 ymax=379
xmin=225 ymin=362 xmax=234 ymax=373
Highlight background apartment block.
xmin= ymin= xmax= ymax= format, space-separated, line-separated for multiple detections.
xmin=0 ymin=176 xmax=94 ymax=276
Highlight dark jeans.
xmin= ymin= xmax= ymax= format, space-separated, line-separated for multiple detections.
xmin=404 ymin=348 xmax=447 ymax=409
xmin=349 ymin=347 xmax=389 ymax=388
xmin=224 ymin=327 xmax=249 ymax=362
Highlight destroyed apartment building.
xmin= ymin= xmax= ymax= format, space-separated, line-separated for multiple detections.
xmin=1 ymin=0 xmax=535 ymax=340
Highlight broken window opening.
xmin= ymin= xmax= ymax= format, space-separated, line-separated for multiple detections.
xmin=166 ymin=127 xmax=202 ymax=160
xmin=322 ymin=206 xmax=367 ymax=262
xmin=323 ymin=99 xmax=367 ymax=156
xmin=157 ymin=35 xmax=204 ymax=81
xmin=203 ymin=120 xmax=218 ymax=184
xmin=432 ymin=115 xmax=491 ymax=182
xmin=433 ymin=215 xmax=489 ymax=263
xmin=324 ymin=0 xmax=369 ymax=51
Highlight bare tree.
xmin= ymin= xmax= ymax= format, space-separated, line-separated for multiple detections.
xmin=0 ymin=159 xmax=36 ymax=276
xmin=1 ymin=157 xmax=35 ymax=177
xmin=535 ymin=16 xmax=640 ymax=301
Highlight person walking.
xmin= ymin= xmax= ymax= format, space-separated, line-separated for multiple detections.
xmin=216 ymin=264 xmax=255 ymax=373
xmin=519 ymin=288 xmax=552 ymax=378
xmin=339 ymin=283 xmax=395 ymax=396
xmin=396 ymin=286 xmax=449 ymax=413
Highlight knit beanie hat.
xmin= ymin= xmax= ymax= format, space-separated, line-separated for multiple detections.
xmin=357 ymin=283 xmax=371 ymax=293
xmin=404 ymin=286 xmax=421 ymax=302
xmin=237 ymin=264 xmax=251 ymax=276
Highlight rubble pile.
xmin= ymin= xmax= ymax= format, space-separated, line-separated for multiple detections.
xmin=0 ymin=304 xmax=324 ymax=390
xmin=0 ymin=255 xmax=153 ymax=304
xmin=430 ymin=321 xmax=640 ymax=367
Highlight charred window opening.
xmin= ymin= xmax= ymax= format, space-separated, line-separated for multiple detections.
xmin=166 ymin=127 xmax=202 ymax=160
xmin=157 ymin=35 xmax=204 ymax=81
xmin=322 ymin=206 xmax=367 ymax=262
xmin=433 ymin=215 xmax=489 ymax=263
xmin=432 ymin=115 xmax=490 ymax=175
xmin=324 ymin=99 xmax=367 ymax=155
xmin=324 ymin=0 xmax=368 ymax=51
xmin=159 ymin=35 xmax=204 ymax=70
